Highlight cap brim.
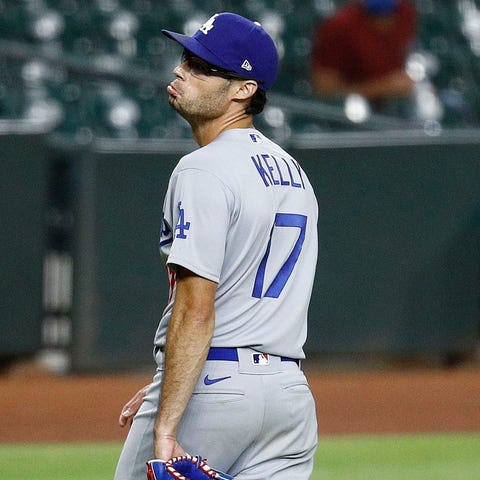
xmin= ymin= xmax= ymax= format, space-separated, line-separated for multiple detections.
xmin=161 ymin=29 xmax=228 ymax=71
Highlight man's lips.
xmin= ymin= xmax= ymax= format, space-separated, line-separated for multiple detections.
xmin=167 ymin=83 xmax=180 ymax=97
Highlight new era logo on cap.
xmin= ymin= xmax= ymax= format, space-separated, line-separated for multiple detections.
xmin=162 ymin=12 xmax=279 ymax=91
xmin=241 ymin=59 xmax=252 ymax=71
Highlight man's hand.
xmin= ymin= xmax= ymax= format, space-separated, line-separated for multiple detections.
xmin=154 ymin=434 xmax=186 ymax=461
xmin=118 ymin=384 xmax=151 ymax=427
xmin=155 ymin=436 xmax=186 ymax=460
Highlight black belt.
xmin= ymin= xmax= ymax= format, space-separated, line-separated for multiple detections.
xmin=207 ymin=347 xmax=300 ymax=365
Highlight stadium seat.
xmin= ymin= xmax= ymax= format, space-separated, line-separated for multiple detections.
xmin=0 ymin=0 xmax=479 ymax=137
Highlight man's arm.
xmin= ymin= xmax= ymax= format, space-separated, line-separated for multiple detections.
xmin=154 ymin=266 xmax=217 ymax=460
xmin=312 ymin=66 xmax=414 ymax=100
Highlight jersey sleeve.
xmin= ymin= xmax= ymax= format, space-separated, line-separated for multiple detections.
xmin=164 ymin=168 xmax=232 ymax=283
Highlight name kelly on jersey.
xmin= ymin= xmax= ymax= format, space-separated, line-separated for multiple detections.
xmin=251 ymin=154 xmax=305 ymax=189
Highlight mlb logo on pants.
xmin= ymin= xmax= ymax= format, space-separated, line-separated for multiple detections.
xmin=252 ymin=353 xmax=270 ymax=365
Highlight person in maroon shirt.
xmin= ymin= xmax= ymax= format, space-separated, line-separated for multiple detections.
xmin=311 ymin=0 xmax=417 ymax=109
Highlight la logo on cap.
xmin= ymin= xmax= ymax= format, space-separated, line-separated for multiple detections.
xmin=199 ymin=14 xmax=218 ymax=35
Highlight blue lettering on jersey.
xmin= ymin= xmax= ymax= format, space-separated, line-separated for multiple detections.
xmin=251 ymin=154 xmax=305 ymax=189
xmin=175 ymin=201 xmax=190 ymax=239
xmin=262 ymin=154 xmax=279 ymax=185
xmin=287 ymin=157 xmax=305 ymax=189
xmin=283 ymin=158 xmax=300 ymax=188
xmin=251 ymin=154 xmax=272 ymax=186
xmin=272 ymin=156 xmax=290 ymax=186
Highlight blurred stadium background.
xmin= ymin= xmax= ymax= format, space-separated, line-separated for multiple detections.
xmin=1 ymin=0 xmax=480 ymax=374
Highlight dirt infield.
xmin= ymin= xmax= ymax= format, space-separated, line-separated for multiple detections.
xmin=1 ymin=362 xmax=479 ymax=443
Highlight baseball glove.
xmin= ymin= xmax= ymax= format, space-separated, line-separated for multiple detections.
xmin=146 ymin=454 xmax=233 ymax=480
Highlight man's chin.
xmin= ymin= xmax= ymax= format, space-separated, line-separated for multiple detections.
xmin=168 ymin=99 xmax=190 ymax=121
xmin=168 ymin=97 xmax=180 ymax=112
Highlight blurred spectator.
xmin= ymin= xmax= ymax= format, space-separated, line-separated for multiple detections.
xmin=311 ymin=0 xmax=417 ymax=111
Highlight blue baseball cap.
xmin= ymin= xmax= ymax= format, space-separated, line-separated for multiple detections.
xmin=162 ymin=12 xmax=279 ymax=91
xmin=364 ymin=0 xmax=399 ymax=15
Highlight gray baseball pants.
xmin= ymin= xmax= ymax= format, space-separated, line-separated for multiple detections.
xmin=114 ymin=347 xmax=318 ymax=480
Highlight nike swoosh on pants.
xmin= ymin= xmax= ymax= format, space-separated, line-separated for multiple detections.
xmin=203 ymin=375 xmax=232 ymax=385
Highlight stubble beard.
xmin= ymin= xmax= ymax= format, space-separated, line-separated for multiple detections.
xmin=168 ymin=82 xmax=231 ymax=124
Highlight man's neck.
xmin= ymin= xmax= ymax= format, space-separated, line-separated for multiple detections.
xmin=191 ymin=113 xmax=254 ymax=147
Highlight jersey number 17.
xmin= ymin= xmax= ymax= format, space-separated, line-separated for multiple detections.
xmin=252 ymin=213 xmax=307 ymax=299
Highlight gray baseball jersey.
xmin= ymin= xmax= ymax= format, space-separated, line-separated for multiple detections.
xmin=154 ymin=128 xmax=318 ymax=359
xmin=114 ymin=128 xmax=319 ymax=480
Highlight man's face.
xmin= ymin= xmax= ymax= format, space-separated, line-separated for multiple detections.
xmin=166 ymin=52 xmax=237 ymax=122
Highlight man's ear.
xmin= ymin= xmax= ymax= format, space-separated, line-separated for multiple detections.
xmin=233 ymin=80 xmax=258 ymax=101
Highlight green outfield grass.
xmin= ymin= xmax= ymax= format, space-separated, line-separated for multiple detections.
xmin=1 ymin=434 xmax=479 ymax=480
xmin=312 ymin=433 xmax=480 ymax=480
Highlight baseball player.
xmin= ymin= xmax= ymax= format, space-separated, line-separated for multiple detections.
xmin=114 ymin=12 xmax=318 ymax=480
